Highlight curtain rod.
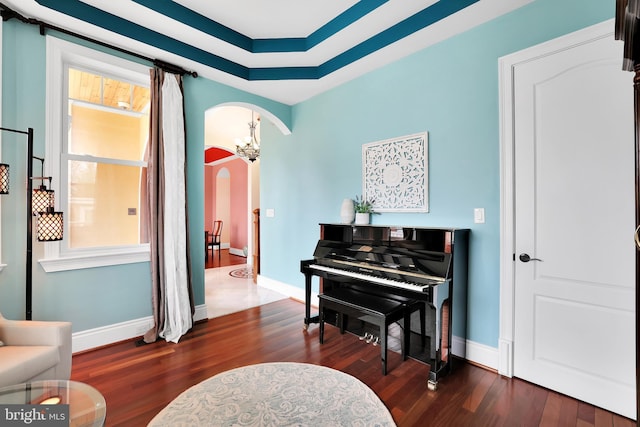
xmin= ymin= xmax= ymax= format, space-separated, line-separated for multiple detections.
xmin=0 ymin=3 xmax=198 ymax=78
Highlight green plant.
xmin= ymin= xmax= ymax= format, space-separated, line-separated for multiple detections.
xmin=354 ymin=195 xmax=376 ymax=213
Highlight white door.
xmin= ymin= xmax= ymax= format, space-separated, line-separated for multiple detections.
xmin=512 ymin=28 xmax=636 ymax=418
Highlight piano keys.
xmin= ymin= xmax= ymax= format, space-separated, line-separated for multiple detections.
xmin=301 ymin=223 xmax=469 ymax=389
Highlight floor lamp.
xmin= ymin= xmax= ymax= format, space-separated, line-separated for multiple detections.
xmin=0 ymin=127 xmax=63 ymax=320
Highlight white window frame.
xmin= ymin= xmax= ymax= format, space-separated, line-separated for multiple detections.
xmin=42 ymin=36 xmax=150 ymax=272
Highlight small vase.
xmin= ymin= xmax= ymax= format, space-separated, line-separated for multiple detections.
xmin=354 ymin=212 xmax=370 ymax=225
xmin=340 ymin=199 xmax=355 ymax=224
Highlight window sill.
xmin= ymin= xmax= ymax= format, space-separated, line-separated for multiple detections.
xmin=40 ymin=248 xmax=150 ymax=272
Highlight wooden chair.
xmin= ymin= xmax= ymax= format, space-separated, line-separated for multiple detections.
xmin=206 ymin=220 xmax=223 ymax=262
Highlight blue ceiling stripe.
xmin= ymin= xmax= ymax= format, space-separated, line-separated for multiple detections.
xmin=319 ymin=0 xmax=480 ymax=77
xmin=132 ymin=0 xmax=389 ymax=54
xmin=131 ymin=0 xmax=253 ymax=51
xmin=301 ymin=0 xmax=389 ymax=51
xmin=252 ymin=38 xmax=308 ymax=54
xmin=36 ymin=0 xmax=251 ymax=78
xmin=250 ymin=66 xmax=319 ymax=81
xmin=34 ymin=0 xmax=479 ymax=82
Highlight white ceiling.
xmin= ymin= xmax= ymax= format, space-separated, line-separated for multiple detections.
xmin=1 ymin=0 xmax=533 ymax=105
xmin=205 ymin=106 xmax=261 ymax=152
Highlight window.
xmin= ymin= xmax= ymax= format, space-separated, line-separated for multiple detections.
xmin=44 ymin=37 xmax=151 ymax=272
xmin=67 ymin=68 xmax=150 ymax=248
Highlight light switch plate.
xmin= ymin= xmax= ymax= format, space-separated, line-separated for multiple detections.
xmin=474 ymin=208 xmax=485 ymax=224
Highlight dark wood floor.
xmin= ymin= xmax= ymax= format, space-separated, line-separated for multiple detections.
xmin=205 ymin=248 xmax=247 ymax=269
xmin=71 ymin=298 xmax=635 ymax=427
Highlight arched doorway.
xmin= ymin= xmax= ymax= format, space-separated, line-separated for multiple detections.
xmin=204 ymin=106 xmax=258 ymax=267
xmin=202 ymin=103 xmax=290 ymax=318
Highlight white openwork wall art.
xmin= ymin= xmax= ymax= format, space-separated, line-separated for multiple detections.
xmin=362 ymin=132 xmax=428 ymax=212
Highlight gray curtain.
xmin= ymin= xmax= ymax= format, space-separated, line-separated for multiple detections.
xmin=143 ymin=68 xmax=194 ymax=344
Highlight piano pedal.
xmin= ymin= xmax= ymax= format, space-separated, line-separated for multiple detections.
xmin=360 ymin=332 xmax=372 ymax=341
xmin=371 ymin=336 xmax=380 ymax=346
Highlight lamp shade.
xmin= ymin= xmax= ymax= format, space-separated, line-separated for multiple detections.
xmin=37 ymin=211 xmax=63 ymax=241
xmin=32 ymin=187 xmax=55 ymax=215
xmin=0 ymin=163 xmax=8 ymax=194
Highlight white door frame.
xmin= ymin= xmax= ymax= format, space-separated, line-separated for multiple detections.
xmin=497 ymin=19 xmax=621 ymax=377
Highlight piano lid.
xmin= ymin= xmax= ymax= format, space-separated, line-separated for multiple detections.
xmin=313 ymin=225 xmax=454 ymax=281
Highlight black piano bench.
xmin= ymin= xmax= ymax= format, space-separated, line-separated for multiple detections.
xmin=318 ymin=288 xmax=410 ymax=375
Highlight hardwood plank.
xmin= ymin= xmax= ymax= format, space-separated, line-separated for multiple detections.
xmin=540 ymin=392 xmax=564 ymax=426
xmin=578 ymin=401 xmax=596 ymax=425
xmin=204 ymin=249 xmax=246 ymax=269
xmin=462 ymin=365 xmax=496 ymax=412
xmin=501 ymin=379 xmax=547 ymax=427
xmin=71 ymin=299 xmax=636 ymax=426
xmin=614 ymin=414 xmax=637 ymax=427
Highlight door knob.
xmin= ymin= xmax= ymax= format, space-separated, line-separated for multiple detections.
xmin=519 ymin=253 xmax=542 ymax=262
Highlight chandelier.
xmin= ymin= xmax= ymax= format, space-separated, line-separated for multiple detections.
xmin=236 ymin=110 xmax=260 ymax=162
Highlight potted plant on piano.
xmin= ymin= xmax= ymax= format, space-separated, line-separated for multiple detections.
xmin=354 ymin=195 xmax=376 ymax=225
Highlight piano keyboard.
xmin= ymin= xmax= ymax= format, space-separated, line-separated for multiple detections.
xmin=308 ymin=263 xmax=445 ymax=293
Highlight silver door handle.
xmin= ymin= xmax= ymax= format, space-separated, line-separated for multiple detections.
xmin=519 ymin=253 xmax=543 ymax=262
xmin=635 ymin=225 xmax=640 ymax=250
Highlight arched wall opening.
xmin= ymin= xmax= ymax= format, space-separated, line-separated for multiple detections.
xmin=203 ymin=103 xmax=289 ymax=268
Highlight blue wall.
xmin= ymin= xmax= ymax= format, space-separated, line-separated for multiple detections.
xmin=0 ymin=0 xmax=614 ymax=350
xmin=0 ymin=20 xmax=290 ymax=331
xmin=260 ymin=0 xmax=614 ymax=347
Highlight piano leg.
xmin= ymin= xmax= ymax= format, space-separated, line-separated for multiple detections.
xmin=428 ymin=376 xmax=438 ymax=391
xmin=381 ymin=329 xmax=388 ymax=376
xmin=319 ymin=302 xmax=325 ymax=343
xmin=425 ymin=298 xmax=452 ymax=391
xmin=303 ymin=271 xmax=319 ymax=330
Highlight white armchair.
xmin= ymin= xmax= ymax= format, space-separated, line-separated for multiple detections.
xmin=0 ymin=312 xmax=72 ymax=388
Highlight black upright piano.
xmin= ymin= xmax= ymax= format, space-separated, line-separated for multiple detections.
xmin=301 ymin=223 xmax=469 ymax=389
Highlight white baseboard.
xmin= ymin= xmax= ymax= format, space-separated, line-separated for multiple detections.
xmin=72 ymin=304 xmax=208 ymax=353
xmin=258 ymin=275 xmax=500 ymax=371
xmin=257 ymin=274 xmax=310 ymax=303
xmin=73 ymin=276 xmax=500 ymax=371
xmin=459 ymin=337 xmax=499 ymax=371
xmin=193 ymin=304 xmax=208 ymax=322
xmin=208 ymin=243 xmax=231 ymax=251
xmin=72 ymin=317 xmax=153 ymax=353
xmin=228 ymin=247 xmax=247 ymax=257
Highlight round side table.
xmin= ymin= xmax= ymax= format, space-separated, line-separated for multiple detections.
xmin=0 ymin=380 xmax=106 ymax=426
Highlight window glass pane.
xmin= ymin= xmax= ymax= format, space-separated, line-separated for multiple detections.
xmin=68 ymin=68 xmax=150 ymax=112
xmin=68 ymin=68 xmax=102 ymax=104
xmin=103 ymin=77 xmax=131 ymax=110
xmin=132 ymin=85 xmax=151 ymax=113
xmin=68 ymin=160 xmax=148 ymax=248
xmin=64 ymin=64 xmax=150 ymax=254
xmin=68 ymin=103 xmax=149 ymax=161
